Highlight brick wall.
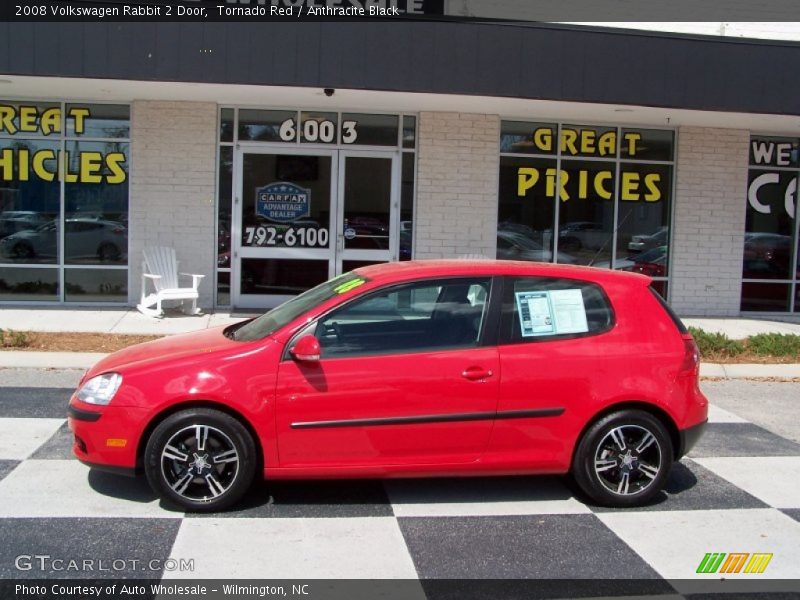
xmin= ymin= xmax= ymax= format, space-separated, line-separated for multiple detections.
xmin=414 ymin=112 xmax=500 ymax=259
xmin=670 ymin=126 xmax=749 ymax=316
xmin=128 ymin=101 xmax=217 ymax=308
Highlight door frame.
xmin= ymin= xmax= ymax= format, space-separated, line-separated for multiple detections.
xmin=232 ymin=143 xmax=400 ymax=309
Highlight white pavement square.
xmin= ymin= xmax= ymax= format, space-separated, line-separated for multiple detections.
xmin=694 ymin=456 xmax=800 ymax=509
xmin=385 ymin=476 xmax=591 ymax=517
xmin=165 ymin=517 xmax=420 ymax=580
xmin=0 ymin=418 xmax=65 ymax=460
xmin=706 ymin=403 xmax=748 ymax=424
xmin=597 ymin=508 xmax=800 ymax=581
xmin=0 ymin=460 xmax=180 ymax=518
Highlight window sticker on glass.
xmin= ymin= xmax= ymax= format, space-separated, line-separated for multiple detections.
xmin=549 ymin=289 xmax=589 ymax=335
xmin=516 ymin=289 xmax=589 ymax=337
xmin=516 ymin=291 xmax=555 ymax=337
xmin=334 ymin=278 xmax=366 ymax=294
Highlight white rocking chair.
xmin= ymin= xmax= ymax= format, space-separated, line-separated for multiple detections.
xmin=136 ymin=247 xmax=205 ymax=317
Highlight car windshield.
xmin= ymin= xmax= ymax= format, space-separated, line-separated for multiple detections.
xmin=229 ymin=272 xmax=370 ymax=342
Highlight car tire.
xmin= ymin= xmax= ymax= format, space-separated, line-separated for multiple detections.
xmin=98 ymin=242 xmax=120 ymax=262
xmin=144 ymin=408 xmax=257 ymax=512
xmin=12 ymin=242 xmax=34 ymax=259
xmin=572 ymin=409 xmax=673 ymax=508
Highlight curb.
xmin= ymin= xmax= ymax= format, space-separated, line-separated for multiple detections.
xmin=0 ymin=352 xmax=107 ymax=369
xmin=1 ymin=351 xmax=799 ymax=378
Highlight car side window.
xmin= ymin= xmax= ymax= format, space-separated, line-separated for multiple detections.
xmin=500 ymin=276 xmax=613 ymax=344
xmin=316 ymin=278 xmax=491 ymax=358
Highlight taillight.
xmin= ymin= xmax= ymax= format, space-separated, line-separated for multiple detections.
xmin=680 ymin=334 xmax=700 ymax=378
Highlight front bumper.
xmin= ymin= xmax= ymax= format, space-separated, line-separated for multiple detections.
xmin=67 ymin=398 xmax=148 ymax=472
xmin=677 ymin=419 xmax=707 ymax=458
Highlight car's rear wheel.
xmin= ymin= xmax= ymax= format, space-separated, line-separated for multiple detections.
xmin=144 ymin=408 xmax=257 ymax=512
xmin=572 ymin=409 xmax=673 ymax=507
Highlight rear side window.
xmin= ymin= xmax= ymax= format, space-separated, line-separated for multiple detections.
xmin=649 ymin=286 xmax=687 ymax=334
xmin=500 ymin=277 xmax=613 ymax=344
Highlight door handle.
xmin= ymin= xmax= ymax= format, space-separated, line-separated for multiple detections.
xmin=462 ymin=366 xmax=493 ymax=381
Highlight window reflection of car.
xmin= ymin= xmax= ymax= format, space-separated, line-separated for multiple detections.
xmin=0 ymin=218 xmax=127 ymax=261
xmin=558 ymin=221 xmax=608 ymax=252
xmin=742 ymin=233 xmax=792 ymax=279
xmin=611 ymin=245 xmax=668 ymax=277
xmin=0 ymin=211 xmax=48 ymax=240
xmin=497 ymin=230 xmax=576 ymax=264
xmin=628 ymin=226 xmax=668 ymax=253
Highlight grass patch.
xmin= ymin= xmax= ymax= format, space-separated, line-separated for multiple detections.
xmin=747 ymin=333 xmax=800 ymax=358
xmin=689 ymin=327 xmax=800 ymax=363
xmin=688 ymin=327 xmax=744 ymax=359
xmin=0 ymin=329 xmax=31 ymax=348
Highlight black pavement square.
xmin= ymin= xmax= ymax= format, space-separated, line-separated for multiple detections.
xmin=688 ymin=423 xmax=800 ymax=458
xmin=31 ymin=422 xmax=74 ymax=460
xmin=397 ymin=514 xmax=665 ymax=580
xmin=188 ymin=479 xmax=393 ymax=518
xmin=0 ymin=460 xmax=19 ymax=482
xmin=0 ymin=518 xmax=182 ymax=579
xmin=588 ymin=458 xmax=768 ymax=512
xmin=781 ymin=509 xmax=800 ymax=523
xmin=0 ymin=387 xmax=72 ymax=418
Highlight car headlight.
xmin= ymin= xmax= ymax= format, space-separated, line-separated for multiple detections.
xmin=75 ymin=373 xmax=123 ymax=406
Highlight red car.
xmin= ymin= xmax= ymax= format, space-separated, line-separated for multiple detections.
xmin=68 ymin=260 xmax=707 ymax=511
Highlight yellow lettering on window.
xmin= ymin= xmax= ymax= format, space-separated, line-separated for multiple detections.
xmin=40 ymin=108 xmax=62 ymax=136
xmin=18 ymin=106 xmax=38 ymax=133
xmin=533 ymin=127 xmax=553 ymax=152
xmin=580 ymin=129 xmax=596 ymax=154
xmin=560 ymin=129 xmax=578 ymax=155
xmin=0 ymin=148 xmax=14 ymax=180
xmin=32 ymin=149 xmax=56 ymax=182
xmin=0 ymin=105 xmax=16 ymax=134
xmin=105 ymin=152 xmax=127 ymax=184
xmin=624 ymin=132 xmax=642 ymax=156
xmin=594 ymin=171 xmax=613 ymax=199
xmin=621 ymin=172 xmax=641 ymax=201
xmin=80 ymin=152 xmax=103 ymax=184
xmin=517 ymin=168 xmax=540 ymax=196
xmin=69 ymin=107 xmax=90 ymax=135
xmin=644 ymin=173 xmax=662 ymax=201
xmin=598 ymin=132 xmax=616 ymax=156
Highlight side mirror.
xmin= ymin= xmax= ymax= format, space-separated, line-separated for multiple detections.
xmin=290 ymin=334 xmax=321 ymax=362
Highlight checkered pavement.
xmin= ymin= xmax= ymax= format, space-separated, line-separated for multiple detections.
xmin=1 ymin=384 xmax=800 ymax=598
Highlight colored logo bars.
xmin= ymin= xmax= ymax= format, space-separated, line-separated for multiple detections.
xmin=696 ymin=552 xmax=773 ymax=574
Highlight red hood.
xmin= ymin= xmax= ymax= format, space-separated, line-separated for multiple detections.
xmin=85 ymin=325 xmax=250 ymax=378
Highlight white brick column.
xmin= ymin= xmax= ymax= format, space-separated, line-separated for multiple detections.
xmin=128 ymin=101 xmax=217 ymax=308
xmin=670 ymin=126 xmax=749 ymax=316
xmin=414 ymin=112 xmax=500 ymax=259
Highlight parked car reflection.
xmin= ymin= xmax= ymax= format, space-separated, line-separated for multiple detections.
xmin=742 ymin=233 xmax=792 ymax=279
xmin=497 ymin=230 xmax=577 ymax=264
xmin=628 ymin=226 xmax=668 ymax=253
xmin=0 ymin=218 xmax=127 ymax=263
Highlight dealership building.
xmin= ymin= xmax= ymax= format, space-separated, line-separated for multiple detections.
xmin=1 ymin=14 xmax=800 ymax=317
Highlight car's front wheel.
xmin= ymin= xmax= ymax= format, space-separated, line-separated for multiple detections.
xmin=144 ymin=408 xmax=257 ymax=512
xmin=572 ymin=409 xmax=673 ymax=507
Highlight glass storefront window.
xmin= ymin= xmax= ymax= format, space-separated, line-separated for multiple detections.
xmin=498 ymin=121 xmax=674 ymax=293
xmin=743 ymin=135 xmax=800 ymax=312
xmin=238 ymin=110 xmax=297 ymax=142
xmin=64 ymin=268 xmax=127 ymax=302
xmin=65 ymin=104 xmax=130 ymax=139
xmin=0 ymin=138 xmax=60 ymax=265
xmin=64 ymin=141 xmax=129 ymax=265
xmin=0 ymin=267 xmax=58 ymax=301
xmin=403 ymin=116 xmax=417 ymax=149
xmin=341 ymin=113 xmax=398 ymax=147
xmin=217 ymin=146 xmax=233 ymax=270
xmin=220 ymin=108 xmax=234 ymax=143
xmin=0 ymin=101 xmax=130 ymax=303
xmin=401 ymin=152 xmax=415 ymax=261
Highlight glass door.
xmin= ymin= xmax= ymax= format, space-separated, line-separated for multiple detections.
xmin=336 ymin=150 xmax=399 ymax=274
xmin=232 ymin=147 xmax=399 ymax=309
xmin=233 ymin=147 xmax=337 ymax=309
